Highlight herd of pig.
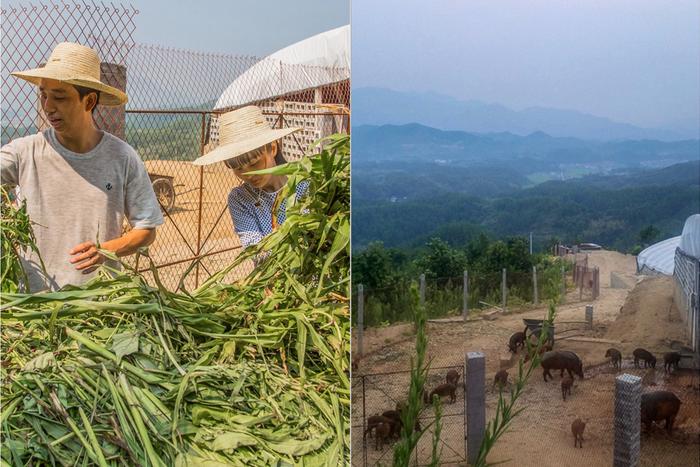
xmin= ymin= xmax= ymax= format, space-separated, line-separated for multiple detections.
xmin=362 ymin=369 xmax=460 ymax=450
xmin=363 ymin=403 xmax=427 ymax=450
xmin=509 ymin=327 xmax=685 ymax=448
xmin=363 ymin=327 xmax=685 ymax=451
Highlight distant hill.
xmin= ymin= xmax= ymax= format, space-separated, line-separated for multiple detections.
xmin=353 ymin=87 xmax=692 ymax=141
xmin=353 ymin=123 xmax=699 ymax=169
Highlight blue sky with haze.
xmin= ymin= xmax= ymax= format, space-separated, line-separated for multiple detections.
xmin=352 ymin=0 xmax=699 ymax=132
xmin=134 ymin=0 xmax=348 ymax=56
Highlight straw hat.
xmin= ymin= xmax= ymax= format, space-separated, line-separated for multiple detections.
xmin=193 ymin=106 xmax=301 ymax=167
xmin=11 ymin=42 xmax=127 ymax=106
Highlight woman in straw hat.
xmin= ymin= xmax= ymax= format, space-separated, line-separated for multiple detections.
xmin=1 ymin=42 xmax=163 ymax=292
xmin=194 ymin=106 xmax=307 ymax=250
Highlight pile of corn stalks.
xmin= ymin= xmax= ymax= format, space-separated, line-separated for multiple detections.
xmin=0 ymin=134 xmax=350 ymax=466
xmin=1 ymin=187 xmax=43 ymax=294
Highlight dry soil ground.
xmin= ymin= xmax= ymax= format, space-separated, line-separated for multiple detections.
xmin=352 ymin=250 xmax=700 ymax=466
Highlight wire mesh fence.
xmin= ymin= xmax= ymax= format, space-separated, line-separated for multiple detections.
xmin=352 ymin=357 xmax=699 ymax=466
xmin=2 ymin=0 xmax=350 ymax=290
xmin=482 ymin=363 xmax=699 ymax=466
xmin=1 ymin=2 xmax=138 ymax=144
xmin=352 ymin=366 xmax=466 ymax=466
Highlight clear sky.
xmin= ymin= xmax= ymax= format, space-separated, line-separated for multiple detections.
xmin=352 ymin=0 xmax=700 ymax=131
xmin=134 ymin=0 xmax=349 ymax=56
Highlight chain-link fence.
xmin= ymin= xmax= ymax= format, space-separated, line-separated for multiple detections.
xmin=2 ymin=1 xmax=350 ymax=290
xmin=1 ymin=2 xmax=138 ymax=143
xmin=352 ymin=361 xmax=699 ymax=466
xmin=481 ymin=364 xmax=699 ymax=466
xmin=352 ymin=366 xmax=466 ymax=466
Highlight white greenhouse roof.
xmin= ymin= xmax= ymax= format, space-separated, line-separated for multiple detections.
xmin=215 ymin=25 xmax=350 ymax=110
xmin=637 ymin=236 xmax=681 ymax=276
xmin=679 ymin=214 xmax=700 ymax=259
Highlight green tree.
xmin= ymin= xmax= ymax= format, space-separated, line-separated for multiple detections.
xmin=480 ymin=238 xmax=532 ymax=274
xmin=414 ymin=238 xmax=467 ymax=283
xmin=352 ymin=241 xmax=394 ymax=290
xmin=638 ymin=225 xmax=661 ymax=247
xmin=545 ymin=236 xmax=562 ymax=254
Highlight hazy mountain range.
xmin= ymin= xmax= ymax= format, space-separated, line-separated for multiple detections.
xmin=353 ymin=123 xmax=699 ymax=169
xmin=353 ymin=87 xmax=698 ymax=141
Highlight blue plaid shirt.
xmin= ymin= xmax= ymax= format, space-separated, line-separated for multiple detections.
xmin=227 ymin=181 xmax=309 ymax=248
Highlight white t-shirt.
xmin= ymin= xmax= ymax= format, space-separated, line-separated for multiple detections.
xmin=1 ymin=128 xmax=163 ymax=292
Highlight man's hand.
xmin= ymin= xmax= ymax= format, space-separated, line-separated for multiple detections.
xmin=69 ymin=241 xmax=104 ymax=273
xmin=69 ymin=228 xmax=156 ymax=274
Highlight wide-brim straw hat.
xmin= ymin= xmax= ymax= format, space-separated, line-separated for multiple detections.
xmin=193 ymin=106 xmax=301 ymax=167
xmin=11 ymin=42 xmax=127 ymax=106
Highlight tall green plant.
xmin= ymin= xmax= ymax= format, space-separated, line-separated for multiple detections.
xmin=474 ymin=302 xmax=557 ymax=466
xmin=428 ymin=395 xmax=443 ymax=467
xmin=391 ymin=283 xmax=443 ymax=466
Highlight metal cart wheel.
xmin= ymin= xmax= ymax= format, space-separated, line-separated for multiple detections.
xmin=151 ymin=177 xmax=176 ymax=213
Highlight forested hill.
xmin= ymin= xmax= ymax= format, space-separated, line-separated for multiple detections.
xmin=352 ymin=160 xmax=700 ymax=252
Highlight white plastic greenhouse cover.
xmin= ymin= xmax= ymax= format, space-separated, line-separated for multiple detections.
xmin=215 ymin=25 xmax=350 ymax=110
xmin=679 ymin=214 xmax=700 ymax=258
xmin=637 ymin=236 xmax=681 ymax=276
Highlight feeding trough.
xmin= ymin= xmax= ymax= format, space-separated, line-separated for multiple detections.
xmin=523 ymin=318 xmax=555 ymax=344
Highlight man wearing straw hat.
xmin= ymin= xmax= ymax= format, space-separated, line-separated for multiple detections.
xmin=1 ymin=42 xmax=163 ymax=292
xmin=194 ymin=106 xmax=307 ymax=253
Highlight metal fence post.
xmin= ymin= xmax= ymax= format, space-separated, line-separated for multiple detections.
xmin=420 ymin=273 xmax=426 ymax=307
xmin=585 ymin=305 xmax=593 ymax=330
xmin=561 ymin=265 xmax=566 ymax=303
xmin=463 ymin=270 xmax=469 ymax=321
xmin=417 ymin=274 xmax=426 ymax=332
xmin=357 ymin=284 xmax=364 ymax=358
xmin=614 ymin=374 xmax=642 ymax=467
xmin=501 ymin=268 xmax=507 ymax=311
xmin=533 ymin=266 xmax=539 ymax=306
xmin=529 ymin=231 xmax=533 ymax=255
xmin=194 ymin=113 xmax=207 ymax=288
xmin=465 ymin=352 xmax=486 ymax=465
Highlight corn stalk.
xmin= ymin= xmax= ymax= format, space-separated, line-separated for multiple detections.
xmin=0 ymin=134 xmax=350 ymax=466
xmin=474 ymin=302 xmax=557 ymax=466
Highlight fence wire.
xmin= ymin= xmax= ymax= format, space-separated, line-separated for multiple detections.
xmin=1 ymin=2 xmax=138 ymax=144
xmin=353 ymin=362 xmax=699 ymax=466
xmin=352 ymin=366 xmax=466 ymax=466
xmin=2 ymin=0 xmax=350 ymax=290
xmin=483 ymin=364 xmax=699 ymax=467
